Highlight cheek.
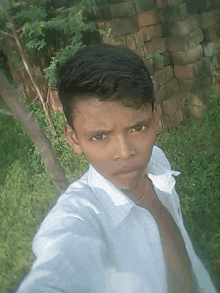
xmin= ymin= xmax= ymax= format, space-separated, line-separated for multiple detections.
xmin=79 ymin=141 xmax=110 ymax=164
xmin=135 ymin=129 xmax=157 ymax=150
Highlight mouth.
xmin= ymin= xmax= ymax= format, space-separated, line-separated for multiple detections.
xmin=112 ymin=167 xmax=142 ymax=177
xmin=116 ymin=169 xmax=141 ymax=178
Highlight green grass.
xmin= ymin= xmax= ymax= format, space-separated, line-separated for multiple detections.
xmin=0 ymin=92 xmax=220 ymax=292
xmin=156 ymin=92 xmax=220 ymax=290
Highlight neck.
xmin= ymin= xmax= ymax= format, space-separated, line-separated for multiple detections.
xmin=123 ymin=174 xmax=148 ymax=203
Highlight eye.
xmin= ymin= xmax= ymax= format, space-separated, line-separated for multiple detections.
xmin=132 ymin=125 xmax=147 ymax=132
xmin=91 ymin=134 xmax=107 ymax=141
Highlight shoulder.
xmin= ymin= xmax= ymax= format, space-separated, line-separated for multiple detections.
xmin=33 ymin=181 xmax=102 ymax=248
xmin=151 ymin=145 xmax=172 ymax=170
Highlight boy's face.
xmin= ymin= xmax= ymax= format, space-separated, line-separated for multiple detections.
xmin=64 ymin=97 xmax=160 ymax=191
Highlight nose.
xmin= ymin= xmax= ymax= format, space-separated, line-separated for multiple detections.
xmin=114 ymin=134 xmax=135 ymax=160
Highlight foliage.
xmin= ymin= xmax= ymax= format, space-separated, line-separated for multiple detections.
xmin=143 ymin=53 xmax=164 ymax=64
xmin=143 ymin=53 xmax=165 ymax=65
xmin=0 ymin=0 xmax=165 ymax=87
xmin=0 ymin=0 xmax=110 ymax=85
xmin=99 ymin=27 xmax=114 ymax=43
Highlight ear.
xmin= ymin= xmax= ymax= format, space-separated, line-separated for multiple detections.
xmin=63 ymin=122 xmax=83 ymax=154
xmin=153 ymin=103 xmax=162 ymax=134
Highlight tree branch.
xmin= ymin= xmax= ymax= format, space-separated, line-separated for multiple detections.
xmin=0 ymin=0 xmax=55 ymax=131
xmin=0 ymin=70 xmax=69 ymax=194
xmin=0 ymin=30 xmax=14 ymax=38
xmin=0 ymin=108 xmax=14 ymax=116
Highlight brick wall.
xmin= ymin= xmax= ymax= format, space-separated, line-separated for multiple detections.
xmin=91 ymin=0 xmax=220 ymax=129
xmin=6 ymin=0 xmax=220 ymax=129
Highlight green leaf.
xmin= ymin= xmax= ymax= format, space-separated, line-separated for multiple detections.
xmin=6 ymin=22 xmax=13 ymax=28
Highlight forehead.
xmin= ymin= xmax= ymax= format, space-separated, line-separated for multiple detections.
xmin=72 ymin=98 xmax=153 ymax=132
xmin=74 ymin=98 xmax=152 ymax=123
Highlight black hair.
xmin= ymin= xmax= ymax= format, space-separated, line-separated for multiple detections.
xmin=57 ymin=43 xmax=155 ymax=130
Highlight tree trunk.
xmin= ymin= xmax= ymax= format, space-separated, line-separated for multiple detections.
xmin=0 ymin=70 xmax=69 ymax=194
xmin=0 ymin=0 xmax=55 ymax=131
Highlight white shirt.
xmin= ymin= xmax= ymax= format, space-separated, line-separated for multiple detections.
xmin=16 ymin=146 xmax=216 ymax=293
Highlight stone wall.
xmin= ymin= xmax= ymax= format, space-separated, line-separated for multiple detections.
xmin=86 ymin=0 xmax=220 ymax=129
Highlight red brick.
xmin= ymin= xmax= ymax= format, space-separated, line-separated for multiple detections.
xmin=203 ymin=24 xmax=220 ymax=41
xmin=97 ymin=21 xmax=107 ymax=32
xmin=215 ymin=54 xmax=220 ymax=69
xmin=160 ymin=51 xmax=172 ymax=66
xmin=147 ymin=24 xmax=163 ymax=40
xmin=171 ymin=45 xmax=203 ymax=66
xmin=212 ymin=69 xmax=220 ymax=83
xmin=151 ymin=75 xmax=160 ymax=91
xmin=109 ymin=1 xmax=136 ymax=19
xmin=210 ymin=82 xmax=220 ymax=94
xmin=49 ymin=88 xmax=63 ymax=113
xmin=147 ymin=26 xmax=156 ymax=40
xmin=187 ymin=93 xmax=207 ymax=118
xmin=140 ymin=27 xmax=150 ymax=42
xmin=156 ymin=103 xmax=163 ymax=117
xmin=202 ymin=39 xmax=220 ymax=57
xmin=168 ymin=108 xmax=184 ymax=127
xmin=134 ymin=46 xmax=145 ymax=59
xmin=133 ymin=31 xmax=144 ymax=48
xmin=187 ymin=93 xmax=206 ymax=106
xmin=154 ymin=79 xmax=179 ymax=103
xmin=174 ymin=59 xmax=207 ymax=80
xmin=135 ymin=0 xmax=157 ymax=14
xmin=157 ymin=0 xmax=169 ymax=8
xmin=162 ymin=92 xmax=186 ymax=114
xmin=167 ymin=28 xmax=204 ymax=52
xmin=126 ymin=34 xmax=136 ymax=51
xmin=161 ymin=114 xmax=170 ymax=129
xmin=203 ymin=0 xmax=219 ymax=9
xmin=158 ymin=3 xmax=188 ymax=23
xmin=157 ymin=0 xmax=184 ymax=9
xmin=144 ymin=38 xmax=167 ymax=57
xmin=143 ymin=58 xmax=155 ymax=75
xmin=98 ymin=16 xmax=139 ymax=38
xmin=157 ymin=119 xmax=163 ymax=133
xmin=178 ymin=75 xmax=212 ymax=92
xmin=155 ymin=103 xmax=163 ymax=133
xmin=163 ymin=14 xmax=200 ymax=37
xmin=153 ymin=54 xmax=165 ymax=70
xmin=186 ymin=88 xmax=212 ymax=105
xmin=151 ymin=38 xmax=167 ymax=53
xmin=116 ymin=36 xmax=127 ymax=47
xmin=154 ymin=65 xmax=174 ymax=87
xmin=203 ymin=53 xmax=220 ymax=74
xmin=106 ymin=37 xmax=120 ymax=45
xmin=200 ymin=9 xmax=220 ymax=29
xmin=89 ymin=4 xmax=111 ymax=21
xmin=137 ymin=9 xmax=159 ymax=28
xmin=203 ymin=57 xmax=215 ymax=75
xmin=188 ymin=104 xmax=206 ymax=118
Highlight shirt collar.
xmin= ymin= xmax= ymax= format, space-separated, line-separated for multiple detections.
xmin=87 ymin=146 xmax=180 ymax=230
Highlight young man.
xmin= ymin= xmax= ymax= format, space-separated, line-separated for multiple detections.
xmin=16 ymin=43 xmax=216 ymax=292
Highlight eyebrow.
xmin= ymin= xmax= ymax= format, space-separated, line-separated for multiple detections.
xmin=84 ymin=117 xmax=153 ymax=138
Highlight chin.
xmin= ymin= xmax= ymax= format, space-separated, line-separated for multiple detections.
xmin=111 ymin=173 xmax=144 ymax=191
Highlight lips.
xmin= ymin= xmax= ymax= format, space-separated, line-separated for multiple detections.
xmin=113 ymin=166 xmax=141 ymax=175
